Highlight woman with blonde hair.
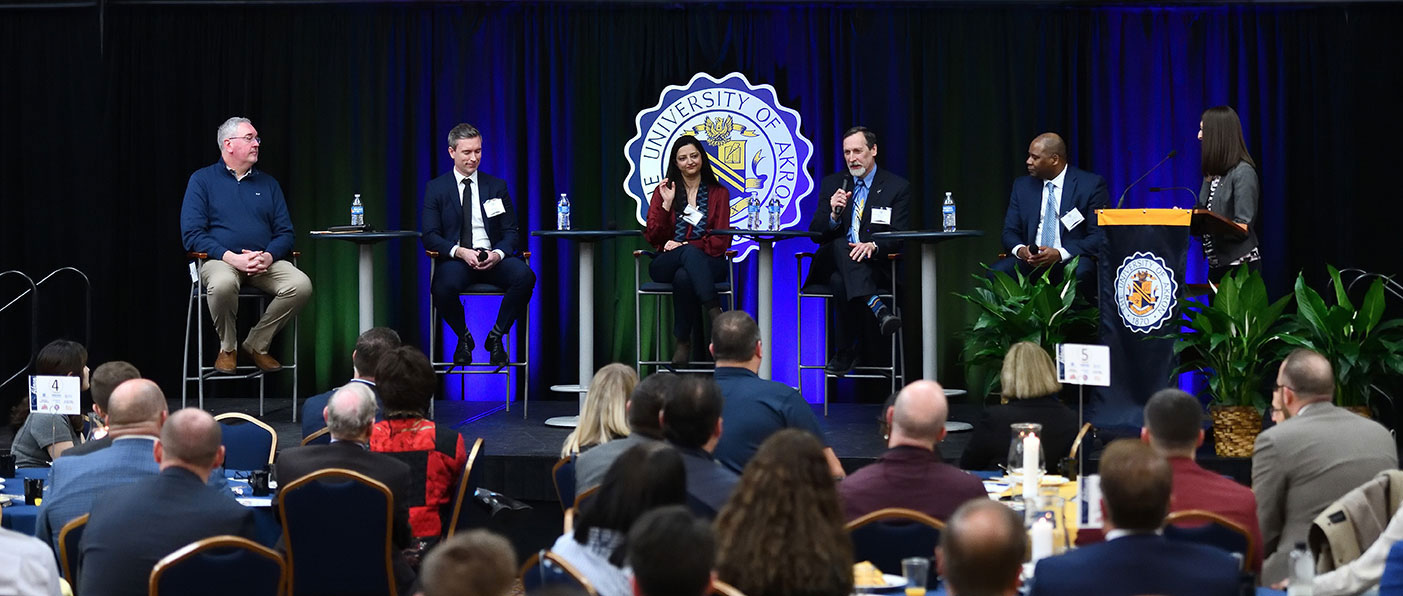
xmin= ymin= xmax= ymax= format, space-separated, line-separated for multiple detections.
xmin=959 ymin=341 xmax=1079 ymax=470
xmin=715 ymin=429 xmax=853 ymax=596
xmin=560 ymin=363 xmax=639 ymax=457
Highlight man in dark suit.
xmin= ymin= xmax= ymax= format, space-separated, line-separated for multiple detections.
xmin=60 ymin=361 xmax=141 ymax=457
xmin=1029 ymin=440 xmax=1240 ymax=596
xmin=421 ymin=123 xmax=536 ymax=367
xmin=805 ymin=126 xmax=910 ymax=375
xmin=993 ymin=133 xmax=1108 ymax=287
xmin=938 ymin=500 xmax=1027 ymax=596
xmin=78 ymin=408 xmax=256 ymax=596
xmin=300 ymin=326 xmax=400 ymax=438
xmin=660 ymin=375 xmax=738 ymax=518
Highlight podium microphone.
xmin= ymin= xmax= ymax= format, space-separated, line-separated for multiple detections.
xmin=1148 ymin=186 xmax=1200 ymax=207
xmin=834 ymin=175 xmax=853 ymax=218
xmin=1115 ymin=150 xmax=1177 ymax=209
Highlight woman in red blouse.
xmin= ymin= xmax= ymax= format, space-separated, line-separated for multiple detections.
xmin=643 ymin=135 xmax=733 ymax=368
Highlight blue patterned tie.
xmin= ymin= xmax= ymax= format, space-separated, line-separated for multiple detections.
xmin=1039 ymin=181 xmax=1057 ymax=248
xmin=847 ymin=178 xmax=868 ymax=244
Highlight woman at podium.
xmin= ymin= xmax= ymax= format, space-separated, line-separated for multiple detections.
xmin=1196 ymin=105 xmax=1261 ymax=281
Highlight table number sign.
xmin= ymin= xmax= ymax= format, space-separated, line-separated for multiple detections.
xmin=1056 ymin=343 xmax=1111 ymax=387
xmin=30 ymin=375 xmax=81 ymax=415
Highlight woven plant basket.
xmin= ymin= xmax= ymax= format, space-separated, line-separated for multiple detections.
xmin=1210 ymin=405 xmax=1262 ymax=458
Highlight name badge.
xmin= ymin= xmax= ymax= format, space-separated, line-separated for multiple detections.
xmin=871 ymin=207 xmax=892 ymax=225
xmin=682 ymin=204 xmax=704 ymax=227
xmin=483 ymin=198 xmax=506 ymax=218
xmin=1061 ymin=208 xmax=1084 ymax=231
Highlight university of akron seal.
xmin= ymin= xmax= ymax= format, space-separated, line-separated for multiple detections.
xmin=1113 ymin=251 xmax=1178 ymax=334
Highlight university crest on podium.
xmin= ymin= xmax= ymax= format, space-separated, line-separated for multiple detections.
xmin=1112 ymin=251 xmax=1178 ymax=333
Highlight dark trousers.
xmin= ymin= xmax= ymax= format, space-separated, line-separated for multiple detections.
xmin=991 ymin=254 xmax=1096 ymax=291
xmin=805 ymin=240 xmax=894 ymax=349
xmin=649 ymin=244 xmax=728 ymax=339
xmin=1208 ymin=259 xmax=1260 ymax=284
xmin=431 ymin=257 xmax=536 ymax=337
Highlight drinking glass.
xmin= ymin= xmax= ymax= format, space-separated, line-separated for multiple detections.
xmin=901 ymin=557 xmax=930 ymax=596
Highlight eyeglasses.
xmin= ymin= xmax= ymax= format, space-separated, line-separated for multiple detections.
xmin=226 ymin=134 xmax=261 ymax=144
xmin=1274 ymin=383 xmax=1295 ymax=393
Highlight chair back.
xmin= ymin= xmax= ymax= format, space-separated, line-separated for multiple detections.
xmin=57 ymin=513 xmax=89 ymax=591
xmin=519 ymin=550 xmax=598 ymax=596
xmin=300 ymin=427 xmax=330 ymax=446
xmin=150 ymin=535 xmax=285 ymax=596
xmin=552 ymin=456 xmax=575 ymax=511
xmin=711 ymin=580 xmax=748 ymax=596
xmin=214 ymin=412 xmax=277 ymax=470
xmin=1163 ymin=509 xmax=1255 ymax=572
xmin=279 ymin=468 xmax=397 ymax=596
xmin=845 ymin=508 xmax=944 ymax=577
xmin=446 ymin=437 xmax=486 ymax=538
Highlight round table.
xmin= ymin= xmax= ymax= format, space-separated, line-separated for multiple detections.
xmin=870 ymin=230 xmax=983 ymax=382
xmin=308 ymin=230 xmax=421 ymax=332
xmin=710 ymin=229 xmax=819 ymax=379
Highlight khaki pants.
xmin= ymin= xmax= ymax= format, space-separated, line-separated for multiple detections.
xmin=200 ymin=259 xmax=313 ymax=353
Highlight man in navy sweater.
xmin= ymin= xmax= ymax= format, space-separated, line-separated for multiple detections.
xmin=180 ymin=117 xmax=312 ymax=374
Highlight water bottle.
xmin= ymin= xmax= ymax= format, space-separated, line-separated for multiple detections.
xmin=1287 ymin=542 xmax=1314 ymax=596
xmin=350 ymin=193 xmax=364 ymax=226
xmin=767 ymin=198 xmax=780 ymax=230
xmin=748 ymin=193 xmax=761 ymax=229
xmin=942 ymin=191 xmax=956 ymax=232
xmin=557 ymin=193 xmax=571 ymax=230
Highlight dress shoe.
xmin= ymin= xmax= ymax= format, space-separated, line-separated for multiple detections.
xmin=825 ymin=347 xmax=858 ymax=376
xmin=671 ymin=340 xmax=692 ymax=369
xmin=245 ymin=349 xmax=282 ymax=372
xmin=485 ymin=334 xmax=509 ymax=368
xmin=214 ymin=350 xmax=237 ymax=374
xmin=453 ymin=333 xmax=475 ymax=365
xmin=879 ymin=312 xmax=902 ymax=336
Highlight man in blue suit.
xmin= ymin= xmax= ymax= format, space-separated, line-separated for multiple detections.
xmin=300 ymin=326 xmax=400 ymax=438
xmin=993 ymin=133 xmax=1108 ymax=288
xmin=421 ymin=123 xmax=535 ymax=367
xmin=1029 ymin=440 xmax=1241 ymax=596
xmin=35 ymin=379 xmax=167 ymax=548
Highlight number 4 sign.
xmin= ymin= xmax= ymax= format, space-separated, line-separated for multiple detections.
xmin=30 ymin=375 xmax=81 ymax=415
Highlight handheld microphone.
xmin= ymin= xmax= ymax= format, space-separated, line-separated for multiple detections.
xmin=1148 ymin=186 xmax=1199 ymax=207
xmin=834 ymin=176 xmax=852 ymax=218
xmin=1115 ymin=149 xmax=1177 ymax=209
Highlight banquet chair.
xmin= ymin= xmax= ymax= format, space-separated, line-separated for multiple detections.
xmin=215 ymin=412 xmax=278 ymax=470
xmin=57 ymin=513 xmax=89 ymax=591
xmin=796 ymin=252 xmax=904 ymax=415
xmin=445 ymin=437 xmax=487 ymax=538
xmin=1163 ymin=509 xmax=1255 ymax=572
xmin=633 ymin=249 xmax=736 ymax=373
xmin=279 ymin=469 xmax=397 ymax=596
xmin=149 ymin=535 xmax=285 ymax=596
xmin=299 ymin=427 xmax=330 ymax=446
xmin=552 ymin=456 xmax=576 ymax=511
xmin=710 ymin=580 xmax=748 ymax=596
xmin=519 ymin=550 xmax=598 ymax=596
xmin=563 ymin=486 xmax=601 ymax=533
xmin=845 ymin=507 xmax=944 ymax=578
xmin=425 ymin=250 xmax=531 ymax=417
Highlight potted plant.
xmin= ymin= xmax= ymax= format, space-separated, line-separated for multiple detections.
xmin=955 ymin=258 xmax=1098 ymax=399
xmin=1164 ymin=265 xmax=1290 ymax=457
xmin=1278 ymin=266 xmax=1403 ymax=415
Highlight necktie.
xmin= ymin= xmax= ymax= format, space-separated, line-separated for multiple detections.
xmin=1039 ymin=180 xmax=1057 ymax=248
xmin=460 ymin=177 xmax=474 ymax=247
xmin=848 ymin=178 xmax=868 ymax=244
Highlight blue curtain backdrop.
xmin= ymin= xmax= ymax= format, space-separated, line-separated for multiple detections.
xmin=1 ymin=1 xmax=1399 ymax=415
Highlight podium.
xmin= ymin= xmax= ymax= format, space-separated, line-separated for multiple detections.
xmin=1091 ymin=208 xmax=1243 ymax=430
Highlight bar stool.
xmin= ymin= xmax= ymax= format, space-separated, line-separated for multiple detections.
xmin=633 ymin=249 xmax=736 ymax=373
xmin=795 ymin=251 xmax=904 ymax=415
xmin=426 ymin=250 xmax=531 ymax=417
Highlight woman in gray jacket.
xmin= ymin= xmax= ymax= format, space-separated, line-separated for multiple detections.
xmin=1197 ymin=105 xmax=1261 ymax=282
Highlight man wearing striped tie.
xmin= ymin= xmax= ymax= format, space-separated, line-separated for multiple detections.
xmin=806 ymin=126 xmax=911 ymax=376
xmin=993 ymin=133 xmax=1108 ymax=289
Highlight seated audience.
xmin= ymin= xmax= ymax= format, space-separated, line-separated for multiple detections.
xmin=1313 ymin=491 xmax=1403 ymax=595
xmin=1255 ymin=348 xmax=1397 ymax=584
xmin=61 ymin=360 xmax=141 ymax=457
xmin=550 ymin=443 xmax=687 ymax=596
xmin=716 ymin=429 xmax=853 ymax=596
xmin=0 ymin=527 xmax=62 ymax=595
xmin=628 ymin=505 xmax=716 ymax=596
xmin=574 ymin=373 xmax=673 ymax=496
xmin=369 ymin=346 xmax=468 ymax=543
xmin=959 ymin=342 xmax=1077 ymax=470
xmin=416 ymin=529 xmax=518 ymax=596
xmin=709 ymin=311 xmax=844 ymax=478
xmin=1380 ymin=540 xmax=1403 ymax=595
xmin=36 ymin=379 xmax=167 ymax=547
xmin=1029 ymin=440 xmax=1239 ymax=596
xmin=302 ymin=326 xmax=400 ymax=438
xmin=12 ymin=340 xmax=89 ymax=467
xmin=938 ymin=499 xmax=1027 ymax=596
xmin=560 ymin=363 xmax=638 ymax=458
xmin=79 ymin=408 xmax=257 ymax=596
xmin=839 ymin=379 xmax=985 ymax=521
xmin=660 ymin=375 xmax=739 ymax=518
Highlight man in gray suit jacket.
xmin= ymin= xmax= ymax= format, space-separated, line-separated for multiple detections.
xmin=574 ymin=373 xmax=672 ymax=497
xmin=1254 ymin=348 xmax=1398 ymax=584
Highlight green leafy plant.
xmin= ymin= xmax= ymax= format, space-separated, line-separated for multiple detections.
xmin=955 ymin=257 xmax=1098 ymax=398
xmin=1277 ymin=266 xmax=1403 ymax=407
xmin=1164 ymin=265 xmax=1290 ymax=409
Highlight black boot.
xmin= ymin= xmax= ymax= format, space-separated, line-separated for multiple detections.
xmin=874 ymin=304 xmax=901 ymax=336
xmin=485 ymin=332 xmax=508 ymax=368
xmin=453 ymin=332 xmax=475 ymax=365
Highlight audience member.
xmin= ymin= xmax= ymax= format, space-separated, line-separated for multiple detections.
xmin=36 ymin=379 xmax=167 ymax=547
xmin=629 ymin=505 xmax=716 ymax=596
xmin=369 ymin=346 xmax=468 ymax=542
xmin=715 ymin=429 xmax=853 ymax=596
xmin=550 ymin=443 xmax=687 ymax=596
xmin=1029 ymin=440 xmax=1239 ymax=596
xmin=839 ymin=380 xmax=985 ymax=521
xmin=575 ymin=373 xmax=673 ymax=496
xmin=1255 ymin=348 xmax=1397 ymax=584
xmin=12 ymin=340 xmax=89 ymax=467
xmin=79 ymin=408 xmax=256 ymax=596
xmin=0 ymin=526 xmax=63 ymax=595
xmin=1141 ymin=387 xmax=1263 ymax=574
xmin=1315 ymin=505 xmax=1403 ymax=595
xmin=560 ymin=363 xmax=638 ymax=457
xmin=959 ymin=342 xmax=1077 ymax=470
xmin=61 ymin=361 xmax=141 ymax=457
xmin=302 ymin=326 xmax=401 ymax=438
xmin=660 ymin=375 xmax=739 ymax=518
xmin=937 ymin=499 xmax=1027 ymax=596
xmin=416 ymin=529 xmax=518 ymax=596
xmin=708 ymin=312 xmax=843 ymax=478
